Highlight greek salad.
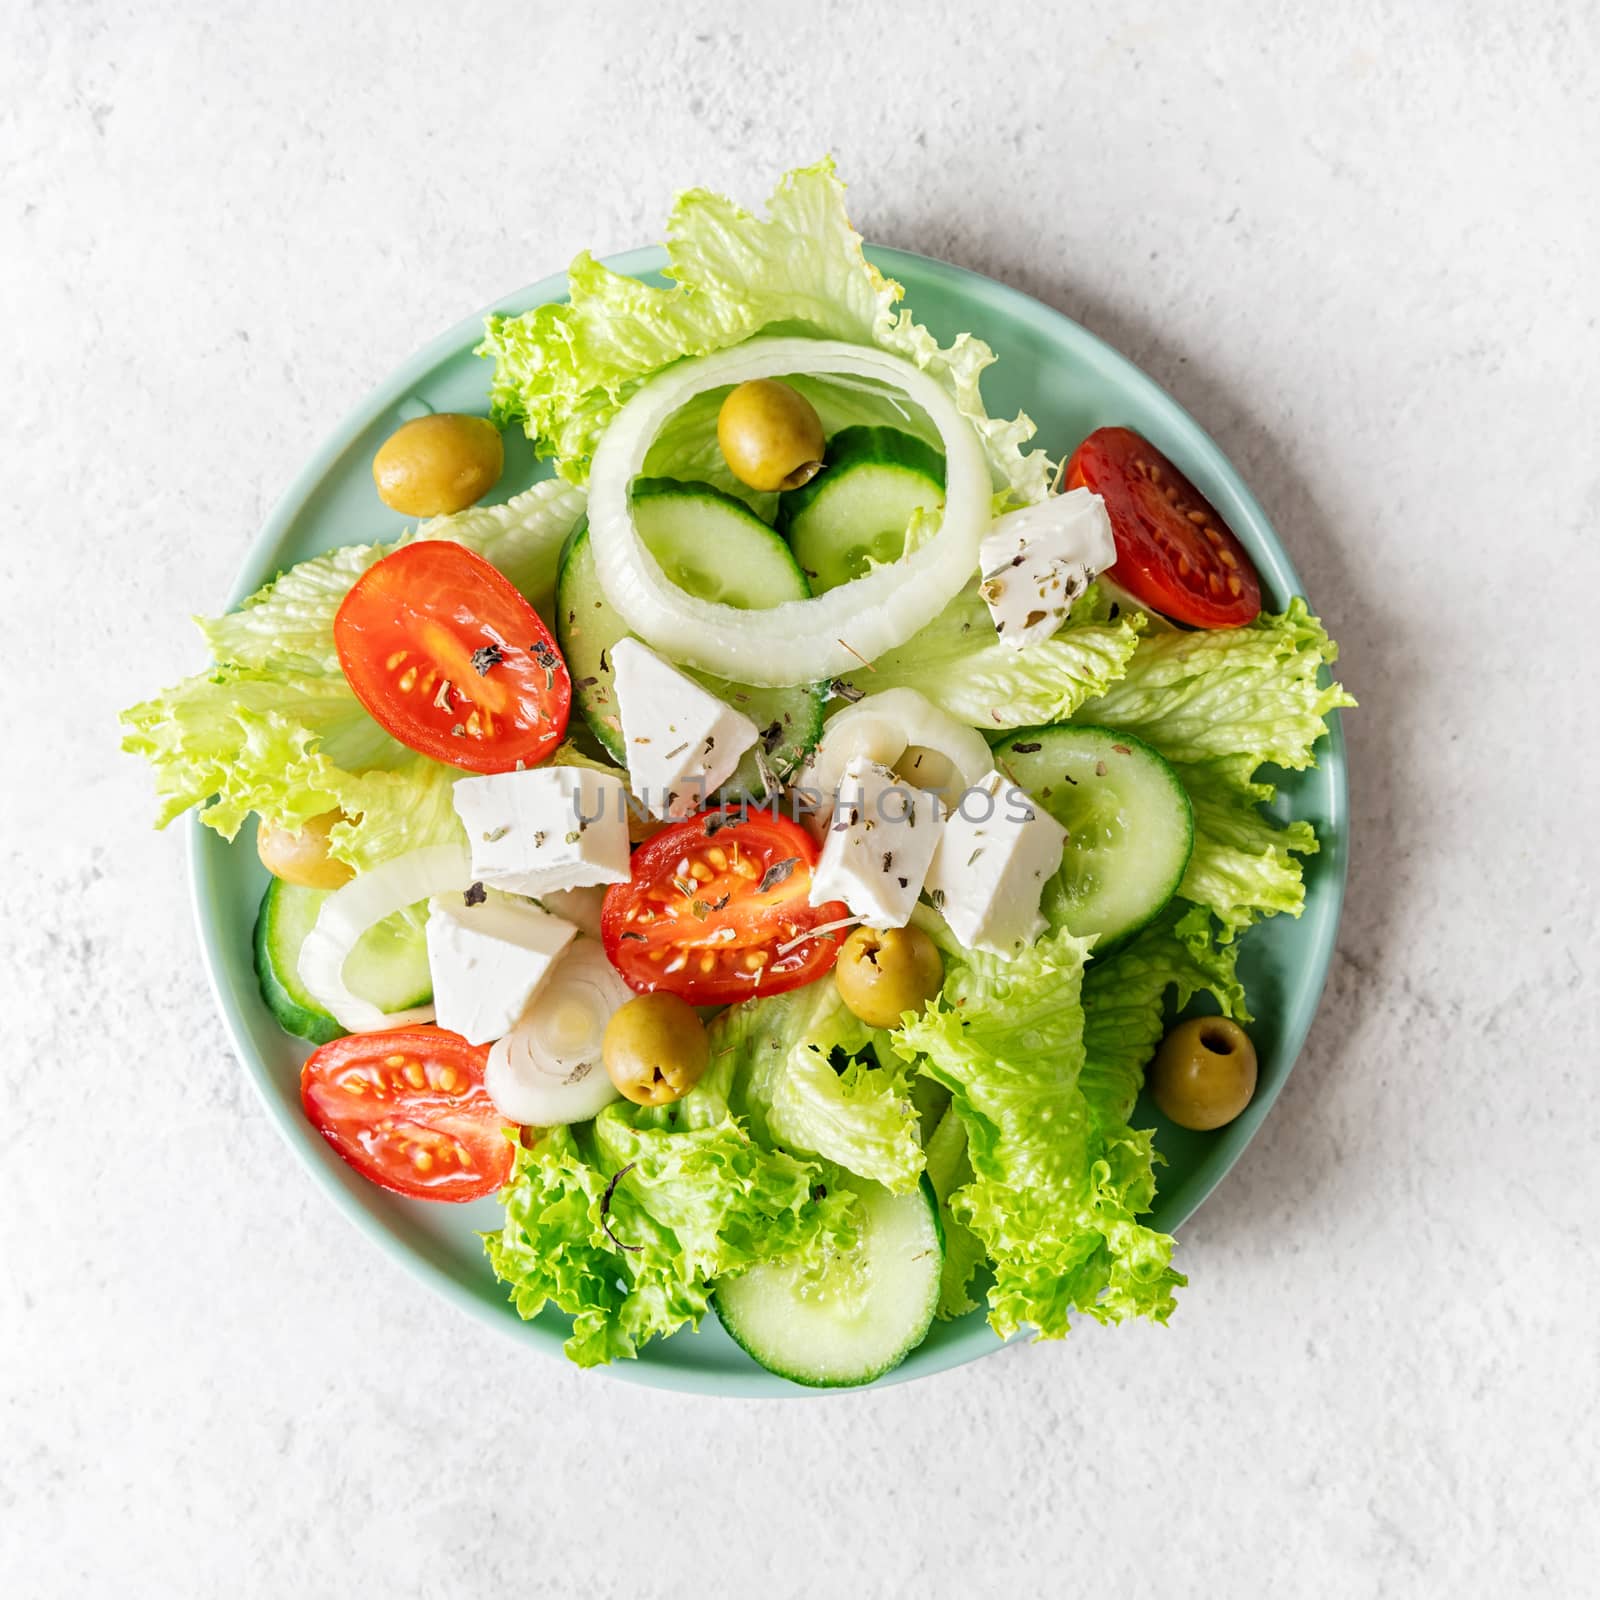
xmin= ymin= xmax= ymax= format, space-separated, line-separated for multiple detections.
xmin=123 ymin=162 xmax=1352 ymax=1387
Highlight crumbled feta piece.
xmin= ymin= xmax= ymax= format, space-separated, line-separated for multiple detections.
xmin=978 ymin=488 xmax=1117 ymax=650
xmin=424 ymin=893 xmax=577 ymax=1045
xmin=924 ymin=771 xmax=1067 ymax=957
xmin=610 ymin=637 xmax=759 ymax=819
xmin=809 ymin=756 xmax=943 ymax=929
xmin=451 ymin=767 xmax=631 ymax=897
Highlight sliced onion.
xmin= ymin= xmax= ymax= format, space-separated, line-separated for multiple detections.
xmin=485 ymin=939 xmax=630 ymax=1126
xmin=798 ymin=688 xmax=995 ymax=826
xmin=297 ymin=844 xmax=470 ymax=1033
xmin=586 ymin=337 xmax=992 ymax=687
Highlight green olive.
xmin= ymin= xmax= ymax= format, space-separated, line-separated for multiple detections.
xmin=602 ymin=992 xmax=710 ymax=1106
xmin=372 ymin=413 xmax=503 ymax=517
xmin=256 ymin=811 xmax=353 ymax=890
xmin=1150 ymin=1016 xmax=1258 ymax=1131
xmin=716 ymin=380 xmax=825 ymax=492
xmin=833 ymin=925 xmax=944 ymax=1029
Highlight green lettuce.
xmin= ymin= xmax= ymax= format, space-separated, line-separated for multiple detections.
xmin=482 ymin=158 xmax=1052 ymax=506
xmin=197 ymin=478 xmax=585 ymax=671
xmin=1073 ymin=600 xmax=1354 ymax=937
xmin=894 ymin=914 xmax=1184 ymax=1340
xmin=838 ymin=579 xmax=1145 ymax=729
xmin=923 ymin=1105 xmax=987 ymax=1320
xmin=483 ymin=1059 xmax=855 ymax=1366
xmin=714 ymin=980 xmax=925 ymax=1193
xmin=1080 ymin=904 xmax=1249 ymax=1127
xmin=121 ymin=482 xmax=593 ymax=870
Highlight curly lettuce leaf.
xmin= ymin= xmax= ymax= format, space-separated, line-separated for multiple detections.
xmin=121 ymin=482 xmax=596 ymax=869
xmin=838 ymin=580 xmax=1145 ymax=729
xmin=196 ymin=479 xmax=586 ymax=671
xmin=714 ymin=980 xmax=925 ymax=1193
xmin=1072 ymin=600 xmax=1354 ymax=938
xmin=894 ymin=915 xmax=1183 ymax=1339
xmin=481 ymin=158 xmax=1051 ymax=506
xmin=923 ymin=1105 xmax=986 ymax=1320
xmin=483 ymin=1060 xmax=855 ymax=1366
xmin=1080 ymin=904 xmax=1249 ymax=1127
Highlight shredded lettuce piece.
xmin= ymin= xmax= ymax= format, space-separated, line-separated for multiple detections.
xmin=1073 ymin=600 xmax=1354 ymax=937
xmin=483 ymin=1060 xmax=855 ymax=1366
xmin=714 ymin=981 xmax=925 ymax=1193
xmin=121 ymin=481 xmax=595 ymax=870
xmin=894 ymin=915 xmax=1183 ymax=1339
xmin=838 ymin=579 xmax=1144 ymax=728
xmin=482 ymin=159 xmax=1051 ymax=506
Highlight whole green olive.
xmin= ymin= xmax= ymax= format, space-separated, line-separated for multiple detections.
xmin=1150 ymin=1016 xmax=1258 ymax=1131
xmin=602 ymin=992 xmax=710 ymax=1106
xmin=372 ymin=413 xmax=504 ymax=517
xmin=833 ymin=925 xmax=944 ymax=1029
xmin=256 ymin=810 xmax=354 ymax=890
xmin=716 ymin=379 xmax=825 ymax=492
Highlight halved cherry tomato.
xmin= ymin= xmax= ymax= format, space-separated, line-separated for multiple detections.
xmin=334 ymin=542 xmax=570 ymax=772
xmin=601 ymin=808 xmax=849 ymax=1004
xmin=1065 ymin=427 xmax=1262 ymax=628
xmin=301 ymin=1027 xmax=512 ymax=1202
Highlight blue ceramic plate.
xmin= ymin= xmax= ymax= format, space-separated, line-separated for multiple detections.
xmin=190 ymin=245 xmax=1349 ymax=1396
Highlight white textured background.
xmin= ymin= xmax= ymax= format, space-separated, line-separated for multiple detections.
xmin=5 ymin=2 xmax=1598 ymax=1595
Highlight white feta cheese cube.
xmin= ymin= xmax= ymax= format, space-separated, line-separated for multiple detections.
xmin=924 ymin=771 xmax=1068 ymax=957
xmin=424 ymin=893 xmax=577 ymax=1045
xmin=979 ymin=488 xmax=1117 ymax=650
xmin=610 ymin=637 xmax=759 ymax=819
xmin=809 ymin=756 xmax=943 ymax=929
xmin=451 ymin=767 xmax=631 ymax=897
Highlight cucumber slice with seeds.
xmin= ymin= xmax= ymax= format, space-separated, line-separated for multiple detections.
xmin=995 ymin=724 xmax=1194 ymax=950
xmin=714 ymin=1173 xmax=942 ymax=1388
xmin=254 ymin=877 xmax=432 ymax=1044
xmin=556 ymin=480 xmax=824 ymax=801
xmin=777 ymin=426 xmax=946 ymax=593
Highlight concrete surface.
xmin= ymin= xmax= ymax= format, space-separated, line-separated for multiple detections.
xmin=4 ymin=2 xmax=1598 ymax=1595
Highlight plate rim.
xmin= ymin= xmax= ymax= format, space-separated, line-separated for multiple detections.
xmin=188 ymin=241 xmax=1349 ymax=1397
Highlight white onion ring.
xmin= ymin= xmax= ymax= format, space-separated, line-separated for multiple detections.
xmin=586 ymin=337 xmax=992 ymax=687
xmin=296 ymin=844 xmax=469 ymax=1032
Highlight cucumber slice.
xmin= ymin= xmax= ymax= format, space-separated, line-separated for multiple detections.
xmin=556 ymin=480 xmax=824 ymax=801
xmin=253 ymin=877 xmax=432 ymax=1043
xmin=777 ymin=426 xmax=946 ymax=593
xmin=995 ymin=724 xmax=1194 ymax=950
xmin=714 ymin=1173 xmax=943 ymax=1388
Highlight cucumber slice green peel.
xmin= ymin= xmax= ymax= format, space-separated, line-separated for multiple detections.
xmin=556 ymin=479 xmax=824 ymax=801
xmin=253 ymin=877 xmax=432 ymax=1044
xmin=777 ymin=426 xmax=946 ymax=594
xmin=713 ymin=1172 xmax=943 ymax=1388
xmin=995 ymin=723 xmax=1195 ymax=951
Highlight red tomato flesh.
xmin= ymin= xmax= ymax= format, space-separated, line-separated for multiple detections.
xmin=301 ymin=1027 xmax=512 ymax=1202
xmin=334 ymin=542 xmax=570 ymax=773
xmin=1066 ymin=427 xmax=1262 ymax=628
xmin=602 ymin=808 xmax=849 ymax=1004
